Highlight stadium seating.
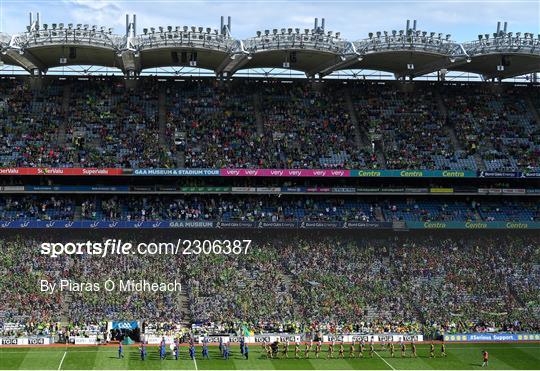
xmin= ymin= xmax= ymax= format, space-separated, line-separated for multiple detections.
xmin=1 ymin=235 xmax=538 ymax=336
xmin=0 ymin=196 xmax=538 ymax=222
xmin=0 ymin=78 xmax=537 ymax=171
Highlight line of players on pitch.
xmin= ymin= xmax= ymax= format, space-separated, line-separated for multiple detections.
xmin=262 ymin=339 xmax=447 ymax=359
xmin=118 ymin=337 xmax=452 ymax=361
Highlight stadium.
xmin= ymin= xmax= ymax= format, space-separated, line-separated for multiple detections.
xmin=0 ymin=1 xmax=539 ymax=370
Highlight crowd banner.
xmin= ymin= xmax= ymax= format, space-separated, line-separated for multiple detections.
xmin=220 ymin=169 xmax=351 ymax=177
xmin=0 ymin=167 xmax=538 ymax=178
xmin=406 ymin=221 xmax=540 ymax=230
xmin=0 ymin=168 xmax=122 ymax=176
xmin=0 ymin=220 xmax=536 ymax=229
xmin=111 ymin=321 xmax=139 ymax=330
xmin=133 ymin=169 xmax=220 ymax=176
xmin=0 ymin=337 xmax=51 ymax=345
xmin=443 ymin=333 xmax=540 ymax=342
xmin=354 ymin=170 xmax=476 ymax=178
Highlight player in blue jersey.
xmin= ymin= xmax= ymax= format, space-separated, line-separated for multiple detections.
xmin=202 ymin=340 xmax=210 ymax=359
xmin=189 ymin=344 xmax=196 ymax=360
xmin=118 ymin=342 xmax=124 ymax=359
xmin=140 ymin=342 xmax=146 ymax=360
xmin=219 ymin=337 xmax=224 ymax=355
xmin=160 ymin=337 xmax=166 ymax=360
xmin=240 ymin=337 xmax=245 ymax=356
xmin=223 ymin=342 xmax=230 ymax=360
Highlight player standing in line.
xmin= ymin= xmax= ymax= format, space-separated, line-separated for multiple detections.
xmin=359 ymin=340 xmax=365 ymax=358
xmin=283 ymin=340 xmax=289 ymax=358
xmin=389 ymin=342 xmax=395 ymax=358
xmin=430 ymin=342 xmax=435 ymax=358
xmin=411 ymin=342 xmax=417 ymax=358
xmin=304 ymin=340 xmax=312 ymax=359
xmin=223 ymin=342 xmax=230 ymax=360
xmin=338 ymin=341 xmax=345 ymax=359
xmin=400 ymin=341 xmax=406 ymax=357
xmin=349 ymin=341 xmax=356 ymax=358
xmin=140 ymin=341 xmax=146 ymax=361
xmin=244 ymin=343 xmax=249 ymax=360
xmin=240 ymin=337 xmax=245 ymax=356
xmin=441 ymin=341 xmax=447 ymax=357
xmin=202 ymin=339 xmax=209 ymax=359
xmin=295 ymin=341 xmax=300 ymax=359
xmin=266 ymin=342 xmax=273 ymax=359
xmin=189 ymin=343 xmax=195 ymax=360
xmin=118 ymin=342 xmax=124 ymax=359
xmin=327 ymin=340 xmax=335 ymax=359
xmin=160 ymin=337 xmax=166 ymax=360
xmin=482 ymin=350 xmax=489 ymax=367
xmin=315 ymin=340 xmax=322 ymax=358
xmin=369 ymin=339 xmax=374 ymax=358
xmin=219 ymin=337 xmax=224 ymax=356
xmin=380 ymin=339 xmax=386 ymax=351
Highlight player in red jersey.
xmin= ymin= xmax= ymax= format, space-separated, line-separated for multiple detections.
xmin=482 ymin=350 xmax=489 ymax=367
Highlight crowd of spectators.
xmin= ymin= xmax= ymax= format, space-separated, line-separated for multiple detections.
xmin=0 ymin=78 xmax=537 ymax=171
xmin=0 ymin=195 xmax=538 ymax=222
xmin=1 ymin=235 xmax=538 ymax=337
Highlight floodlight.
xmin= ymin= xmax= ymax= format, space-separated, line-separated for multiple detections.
xmin=368 ymin=32 xmax=373 ymax=39
xmin=198 ymin=27 xmax=203 ymax=33
xmin=143 ymin=28 xmax=148 ymax=35
xmin=167 ymin=26 xmax=172 ymax=32
xmin=256 ymin=31 xmax=261 ymax=37
xmin=43 ymin=24 xmax=48 ymax=30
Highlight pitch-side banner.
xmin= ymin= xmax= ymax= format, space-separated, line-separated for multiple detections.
xmin=72 ymin=336 xmax=99 ymax=345
xmin=444 ymin=333 xmax=540 ymax=342
xmin=0 ymin=337 xmax=51 ymax=345
xmin=190 ymin=334 xmax=422 ymax=344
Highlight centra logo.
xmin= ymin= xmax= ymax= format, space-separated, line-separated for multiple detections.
xmin=465 ymin=222 xmax=488 ymax=229
xmin=423 ymin=222 xmax=446 ymax=228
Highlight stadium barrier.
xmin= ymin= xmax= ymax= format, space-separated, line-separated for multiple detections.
xmin=443 ymin=333 xmax=540 ymax=342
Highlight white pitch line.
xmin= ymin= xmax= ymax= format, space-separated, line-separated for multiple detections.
xmin=192 ymin=354 xmax=198 ymax=371
xmin=374 ymin=350 xmax=396 ymax=370
xmin=57 ymin=351 xmax=67 ymax=371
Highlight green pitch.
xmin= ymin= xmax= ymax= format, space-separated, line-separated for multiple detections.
xmin=1 ymin=343 xmax=539 ymax=370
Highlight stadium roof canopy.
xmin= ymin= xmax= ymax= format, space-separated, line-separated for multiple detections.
xmin=0 ymin=15 xmax=538 ymax=80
